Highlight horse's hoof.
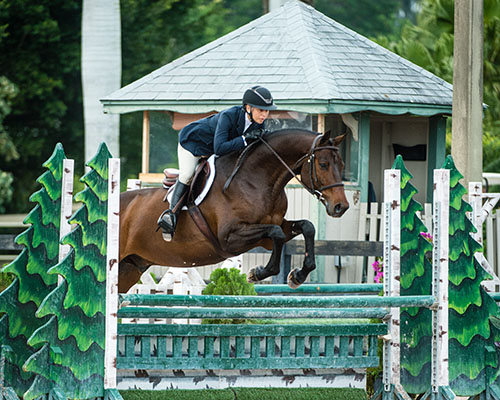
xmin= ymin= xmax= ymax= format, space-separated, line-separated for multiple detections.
xmin=247 ymin=268 xmax=260 ymax=283
xmin=287 ymin=269 xmax=302 ymax=289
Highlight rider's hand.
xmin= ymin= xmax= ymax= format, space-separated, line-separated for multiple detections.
xmin=244 ymin=128 xmax=263 ymax=140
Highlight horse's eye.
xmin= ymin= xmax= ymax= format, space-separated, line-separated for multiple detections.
xmin=319 ymin=161 xmax=329 ymax=169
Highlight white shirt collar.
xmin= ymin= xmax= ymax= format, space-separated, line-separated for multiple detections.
xmin=243 ymin=113 xmax=252 ymax=133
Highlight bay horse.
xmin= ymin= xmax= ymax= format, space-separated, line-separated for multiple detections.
xmin=119 ymin=129 xmax=349 ymax=292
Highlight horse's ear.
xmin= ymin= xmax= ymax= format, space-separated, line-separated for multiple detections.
xmin=332 ymin=133 xmax=347 ymax=147
xmin=319 ymin=130 xmax=331 ymax=145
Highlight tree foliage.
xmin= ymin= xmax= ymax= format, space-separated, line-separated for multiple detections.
xmin=0 ymin=76 xmax=18 ymax=213
xmin=376 ymin=0 xmax=500 ymax=172
xmin=315 ymin=0 xmax=413 ymax=38
xmin=0 ymin=1 xmax=83 ymax=213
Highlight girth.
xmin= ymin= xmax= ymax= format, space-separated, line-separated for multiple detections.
xmin=187 ymin=203 xmax=236 ymax=259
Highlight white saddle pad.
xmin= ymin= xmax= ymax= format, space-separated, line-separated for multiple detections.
xmin=167 ymin=154 xmax=217 ymax=210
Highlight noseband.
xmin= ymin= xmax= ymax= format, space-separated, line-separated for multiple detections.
xmin=258 ymin=134 xmax=344 ymax=204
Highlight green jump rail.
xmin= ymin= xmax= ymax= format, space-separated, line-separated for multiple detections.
xmin=118 ymin=306 xmax=390 ymax=319
xmin=254 ymin=283 xmax=383 ymax=294
xmin=119 ymin=293 xmax=435 ymax=309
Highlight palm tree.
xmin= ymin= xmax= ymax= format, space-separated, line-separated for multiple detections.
xmin=81 ymin=0 xmax=121 ymax=161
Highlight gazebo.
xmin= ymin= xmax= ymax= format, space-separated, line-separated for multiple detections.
xmin=102 ymin=0 xmax=452 ymax=282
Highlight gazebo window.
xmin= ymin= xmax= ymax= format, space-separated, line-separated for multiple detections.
xmin=320 ymin=114 xmax=360 ymax=186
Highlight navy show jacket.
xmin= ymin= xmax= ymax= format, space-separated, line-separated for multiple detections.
xmin=179 ymin=106 xmax=263 ymax=156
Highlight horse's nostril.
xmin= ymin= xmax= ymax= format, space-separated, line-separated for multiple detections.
xmin=334 ymin=204 xmax=343 ymax=214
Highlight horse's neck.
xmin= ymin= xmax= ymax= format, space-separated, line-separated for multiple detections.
xmin=252 ymin=133 xmax=313 ymax=189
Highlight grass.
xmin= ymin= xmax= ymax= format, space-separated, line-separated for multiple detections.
xmin=120 ymin=387 xmax=368 ymax=400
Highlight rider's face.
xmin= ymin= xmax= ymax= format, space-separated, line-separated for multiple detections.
xmin=247 ymin=106 xmax=270 ymax=124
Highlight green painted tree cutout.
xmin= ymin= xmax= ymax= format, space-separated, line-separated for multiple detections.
xmin=0 ymin=144 xmax=64 ymax=398
xmin=444 ymin=156 xmax=500 ymax=396
xmin=23 ymin=143 xmax=111 ymax=400
xmin=393 ymin=155 xmax=432 ymax=395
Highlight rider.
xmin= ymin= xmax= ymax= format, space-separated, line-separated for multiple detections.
xmin=157 ymin=85 xmax=277 ymax=240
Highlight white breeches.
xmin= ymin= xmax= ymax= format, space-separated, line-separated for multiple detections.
xmin=177 ymin=144 xmax=200 ymax=185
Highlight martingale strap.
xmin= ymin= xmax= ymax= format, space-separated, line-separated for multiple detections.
xmin=187 ymin=204 xmax=236 ymax=259
xmin=223 ymin=140 xmax=260 ymax=193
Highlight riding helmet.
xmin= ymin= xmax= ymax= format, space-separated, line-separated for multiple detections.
xmin=242 ymin=86 xmax=277 ymax=110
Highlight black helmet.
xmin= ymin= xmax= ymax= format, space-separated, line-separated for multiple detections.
xmin=242 ymin=86 xmax=277 ymax=110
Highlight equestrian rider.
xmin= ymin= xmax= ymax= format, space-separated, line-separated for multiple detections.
xmin=157 ymin=86 xmax=277 ymax=241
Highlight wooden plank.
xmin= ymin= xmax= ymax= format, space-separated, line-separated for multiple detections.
xmin=125 ymin=336 xmax=135 ymax=358
xmin=266 ymin=337 xmax=275 ymax=357
xmin=105 ymin=158 xmax=120 ymax=390
xmin=188 ymin=337 xmax=198 ymax=358
xmin=119 ymin=294 xmax=433 ymax=309
xmin=254 ymin=283 xmax=382 ymax=294
xmin=281 ymin=337 xmax=290 ymax=357
xmin=295 ymin=337 xmax=305 ymax=357
xmin=0 ymin=214 xmax=27 ymax=228
xmin=357 ymin=202 xmax=369 ymax=283
xmin=59 ymin=158 xmax=74 ymax=264
xmin=140 ymin=336 xmax=151 ymax=358
xmin=368 ymin=335 xmax=378 ymax=357
xmin=0 ymin=234 xmax=22 ymax=251
xmin=204 ymin=337 xmax=214 ymax=358
xmin=118 ymin=306 xmax=390 ymax=320
xmin=284 ymin=240 xmax=383 ymax=257
xmin=325 ymin=337 xmax=335 ymax=357
xmin=367 ymin=202 xmax=381 ymax=283
xmin=173 ymin=336 xmax=183 ymax=358
xmin=157 ymin=337 xmax=167 ymax=358
xmin=142 ymin=110 xmax=150 ymax=174
xmin=432 ymin=169 xmax=450 ymax=388
xmin=353 ymin=336 xmax=364 ymax=357
xmin=118 ymin=323 xmax=388 ymax=337
xmin=250 ymin=337 xmax=260 ymax=358
xmin=339 ymin=336 xmax=349 ymax=358
xmin=220 ymin=337 xmax=230 ymax=358
xmin=236 ymin=337 xmax=245 ymax=358
xmin=310 ymin=337 xmax=320 ymax=358
xmin=116 ymin=355 xmax=381 ymax=371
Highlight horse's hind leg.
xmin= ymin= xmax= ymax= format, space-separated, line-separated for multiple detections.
xmin=282 ymin=219 xmax=316 ymax=289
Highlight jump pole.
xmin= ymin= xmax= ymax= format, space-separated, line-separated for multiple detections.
xmin=381 ymin=169 xmax=409 ymax=399
xmin=104 ymin=158 xmax=121 ymax=390
xmin=424 ymin=169 xmax=455 ymax=399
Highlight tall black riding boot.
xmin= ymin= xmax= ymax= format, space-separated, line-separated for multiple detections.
xmin=157 ymin=181 xmax=190 ymax=241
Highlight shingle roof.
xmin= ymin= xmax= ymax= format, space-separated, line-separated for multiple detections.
xmin=101 ymin=0 xmax=452 ymax=115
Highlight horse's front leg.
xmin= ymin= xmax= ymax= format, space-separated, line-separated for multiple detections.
xmin=223 ymin=224 xmax=287 ymax=283
xmin=282 ymin=219 xmax=316 ymax=289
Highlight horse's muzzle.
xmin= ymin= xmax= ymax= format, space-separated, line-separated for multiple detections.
xmin=327 ymin=201 xmax=349 ymax=217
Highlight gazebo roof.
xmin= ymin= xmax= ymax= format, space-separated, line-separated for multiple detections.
xmin=101 ymin=0 xmax=453 ymax=116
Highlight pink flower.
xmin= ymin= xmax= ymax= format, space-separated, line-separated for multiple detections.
xmin=420 ymin=231 xmax=433 ymax=242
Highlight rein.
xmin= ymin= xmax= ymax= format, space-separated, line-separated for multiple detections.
xmin=257 ymin=135 xmax=344 ymax=204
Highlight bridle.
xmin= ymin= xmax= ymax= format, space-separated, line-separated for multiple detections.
xmin=258 ymin=134 xmax=344 ymax=204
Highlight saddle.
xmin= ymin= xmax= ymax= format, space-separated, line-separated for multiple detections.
xmin=162 ymin=158 xmax=211 ymax=203
xmin=162 ymin=157 xmax=235 ymax=259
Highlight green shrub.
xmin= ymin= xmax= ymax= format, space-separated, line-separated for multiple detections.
xmin=202 ymin=267 xmax=256 ymax=324
xmin=203 ymin=267 xmax=257 ymax=296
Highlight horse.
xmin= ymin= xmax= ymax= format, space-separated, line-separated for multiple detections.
xmin=118 ymin=128 xmax=349 ymax=292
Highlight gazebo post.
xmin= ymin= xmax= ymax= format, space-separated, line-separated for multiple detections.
xmin=142 ymin=110 xmax=150 ymax=175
